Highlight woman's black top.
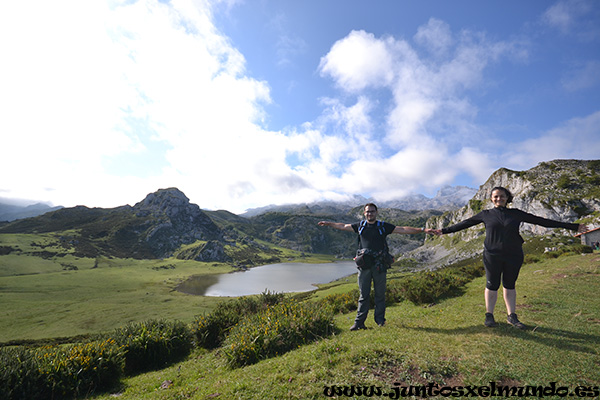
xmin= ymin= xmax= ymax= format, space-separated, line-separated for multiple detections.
xmin=441 ymin=207 xmax=579 ymax=254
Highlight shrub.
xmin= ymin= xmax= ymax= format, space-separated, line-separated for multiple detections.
xmin=585 ymin=174 xmax=600 ymax=185
xmin=111 ymin=319 xmax=192 ymax=375
xmin=316 ymin=290 xmax=359 ymax=314
xmin=223 ymin=299 xmax=334 ymax=368
xmin=192 ymin=291 xmax=285 ymax=349
xmin=570 ymin=244 xmax=593 ymax=254
xmin=524 ymin=254 xmax=541 ymax=264
xmin=469 ymin=199 xmax=483 ymax=213
xmin=544 ymin=251 xmax=560 ymax=259
xmin=0 ymin=339 xmax=124 ymax=400
xmin=556 ymin=174 xmax=570 ymax=189
xmin=399 ymin=270 xmax=470 ymax=305
xmin=394 ymin=257 xmax=419 ymax=270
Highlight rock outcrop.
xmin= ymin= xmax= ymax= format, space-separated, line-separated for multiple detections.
xmin=419 ymin=159 xmax=600 ymax=266
xmin=133 ymin=188 xmax=223 ymax=257
xmin=428 ymin=159 xmax=600 ymax=235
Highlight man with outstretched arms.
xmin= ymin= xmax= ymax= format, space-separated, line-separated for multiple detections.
xmin=319 ymin=203 xmax=435 ymax=330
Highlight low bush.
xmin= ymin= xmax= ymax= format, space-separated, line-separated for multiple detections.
xmin=192 ymin=291 xmax=285 ymax=349
xmin=397 ymin=269 xmax=472 ymax=305
xmin=543 ymin=244 xmax=593 ymax=259
xmin=0 ymin=339 xmax=124 ymax=400
xmin=110 ymin=319 xmax=192 ymax=375
xmin=569 ymin=244 xmax=593 ymax=254
xmin=223 ymin=299 xmax=334 ymax=368
xmin=316 ymin=290 xmax=359 ymax=314
xmin=524 ymin=254 xmax=541 ymax=264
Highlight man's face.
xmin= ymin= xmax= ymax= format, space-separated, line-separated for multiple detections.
xmin=364 ymin=206 xmax=378 ymax=222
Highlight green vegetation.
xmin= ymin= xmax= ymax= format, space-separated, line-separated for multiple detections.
xmin=1 ymin=338 xmax=124 ymax=400
xmin=193 ymin=291 xmax=286 ymax=349
xmin=0 ymin=233 xmax=333 ymax=343
xmin=1 ymin=228 xmax=599 ymax=399
xmin=468 ymin=199 xmax=483 ymax=213
xmin=556 ymin=174 xmax=571 ymax=189
xmin=82 ymin=251 xmax=599 ymax=400
xmin=1 ymin=256 xmax=488 ymax=398
xmin=222 ymin=299 xmax=334 ymax=368
xmin=1 ymin=319 xmax=193 ymax=399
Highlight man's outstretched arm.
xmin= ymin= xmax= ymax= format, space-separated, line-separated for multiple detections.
xmin=318 ymin=221 xmax=354 ymax=232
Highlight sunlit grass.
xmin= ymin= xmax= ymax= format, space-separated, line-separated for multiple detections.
xmin=90 ymin=252 xmax=600 ymax=400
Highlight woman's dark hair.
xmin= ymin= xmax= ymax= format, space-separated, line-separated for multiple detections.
xmin=490 ymin=186 xmax=514 ymax=203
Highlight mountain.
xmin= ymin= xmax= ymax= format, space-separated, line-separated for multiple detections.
xmin=417 ymin=159 xmax=600 ymax=266
xmin=0 ymin=201 xmax=63 ymax=222
xmin=240 ymin=185 xmax=476 ymax=217
xmin=0 ymin=188 xmax=224 ymax=259
xmin=380 ymin=185 xmax=476 ymax=211
xmin=216 ymin=207 xmax=441 ymax=258
xmin=2 ymin=159 xmax=596 ymax=266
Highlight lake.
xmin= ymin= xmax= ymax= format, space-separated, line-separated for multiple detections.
xmin=176 ymin=261 xmax=357 ymax=297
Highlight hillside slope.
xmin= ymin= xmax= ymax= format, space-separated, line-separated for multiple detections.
xmin=92 ymin=252 xmax=600 ymax=400
xmin=418 ymin=159 xmax=600 ymax=267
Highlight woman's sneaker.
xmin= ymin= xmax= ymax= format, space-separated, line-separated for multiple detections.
xmin=507 ymin=313 xmax=526 ymax=329
xmin=484 ymin=313 xmax=497 ymax=327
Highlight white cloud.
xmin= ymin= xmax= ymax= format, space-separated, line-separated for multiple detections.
xmin=318 ymin=30 xmax=396 ymax=92
xmin=414 ymin=18 xmax=454 ymax=58
xmin=1 ymin=2 xmax=595 ymax=214
xmin=0 ymin=0 xmax=287 ymax=212
xmin=453 ymin=148 xmax=496 ymax=184
xmin=308 ymin=19 xmax=538 ymax=204
xmin=541 ymin=0 xmax=590 ymax=34
xmin=542 ymin=0 xmax=575 ymax=33
xmin=541 ymin=0 xmax=599 ymax=40
xmin=504 ymin=110 xmax=600 ymax=169
xmin=561 ymin=60 xmax=600 ymax=91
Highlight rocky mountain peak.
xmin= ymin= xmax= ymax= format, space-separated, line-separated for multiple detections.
xmin=130 ymin=188 xmax=223 ymax=256
xmin=133 ymin=187 xmax=200 ymax=218
xmin=428 ymin=159 xmax=600 ymax=236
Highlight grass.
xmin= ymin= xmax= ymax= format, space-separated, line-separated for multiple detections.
xmin=2 ymin=230 xmax=599 ymax=398
xmin=0 ymin=233 xmax=336 ymax=343
xmin=85 ymin=251 xmax=600 ymax=400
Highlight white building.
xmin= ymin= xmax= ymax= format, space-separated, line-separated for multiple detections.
xmin=575 ymin=227 xmax=600 ymax=249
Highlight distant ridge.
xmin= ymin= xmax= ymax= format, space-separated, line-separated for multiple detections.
xmin=0 ymin=201 xmax=63 ymax=222
xmin=240 ymin=185 xmax=476 ymax=217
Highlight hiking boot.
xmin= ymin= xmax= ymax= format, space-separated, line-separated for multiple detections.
xmin=484 ymin=313 xmax=497 ymax=327
xmin=349 ymin=323 xmax=366 ymax=331
xmin=507 ymin=313 xmax=526 ymax=329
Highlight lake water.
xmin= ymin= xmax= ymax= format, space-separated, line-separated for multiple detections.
xmin=176 ymin=261 xmax=357 ymax=297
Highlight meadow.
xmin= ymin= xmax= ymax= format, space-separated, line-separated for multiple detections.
xmin=0 ymin=232 xmax=333 ymax=344
xmin=92 ymin=251 xmax=599 ymax=399
xmin=1 ymin=232 xmax=599 ymax=399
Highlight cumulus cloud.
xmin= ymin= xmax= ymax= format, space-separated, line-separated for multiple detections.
xmin=504 ymin=111 xmax=600 ymax=169
xmin=318 ymin=30 xmax=396 ymax=92
xmin=0 ymin=0 xmax=285 ymax=212
xmin=1 ymin=1 xmax=596 ymax=214
xmin=312 ymin=21 xmax=528 ymax=200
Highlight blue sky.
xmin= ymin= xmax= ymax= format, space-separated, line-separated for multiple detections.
xmin=1 ymin=0 xmax=599 ymax=213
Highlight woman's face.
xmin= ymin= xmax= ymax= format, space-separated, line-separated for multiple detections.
xmin=491 ymin=189 xmax=508 ymax=208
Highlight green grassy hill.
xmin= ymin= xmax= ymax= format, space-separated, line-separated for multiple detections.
xmin=0 ymin=232 xmax=334 ymax=344
xmin=87 ymin=251 xmax=600 ymax=400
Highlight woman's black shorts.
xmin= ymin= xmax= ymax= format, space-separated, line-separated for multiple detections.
xmin=483 ymin=250 xmax=524 ymax=291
